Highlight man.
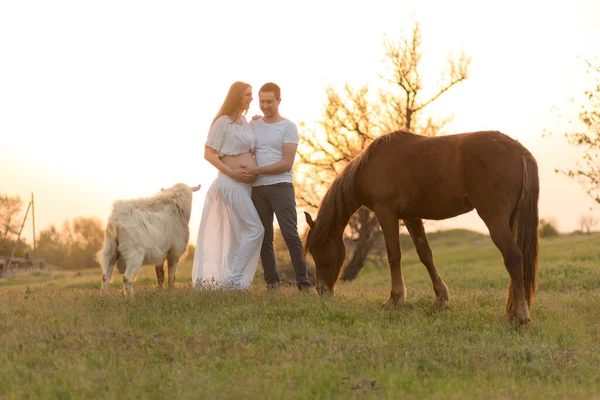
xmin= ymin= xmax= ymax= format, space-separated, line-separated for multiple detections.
xmin=241 ymin=82 xmax=312 ymax=291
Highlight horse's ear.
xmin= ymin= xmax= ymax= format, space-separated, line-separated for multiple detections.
xmin=191 ymin=184 xmax=201 ymax=192
xmin=304 ymin=211 xmax=315 ymax=229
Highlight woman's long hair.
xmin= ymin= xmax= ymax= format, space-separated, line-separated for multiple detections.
xmin=211 ymin=81 xmax=251 ymax=126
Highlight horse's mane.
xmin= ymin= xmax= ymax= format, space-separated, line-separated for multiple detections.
xmin=305 ymin=133 xmax=396 ymax=254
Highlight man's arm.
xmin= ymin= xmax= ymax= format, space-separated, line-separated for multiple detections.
xmin=242 ymin=143 xmax=297 ymax=176
xmin=256 ymin=143 xmax=297 ymax=174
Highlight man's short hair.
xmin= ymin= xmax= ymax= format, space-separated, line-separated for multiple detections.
xmin=259 ymin=82 xmax=281 ymax=100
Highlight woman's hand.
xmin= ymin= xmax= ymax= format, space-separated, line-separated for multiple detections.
xmin=230 ymin=168 xmax=245 ymax=182
xmin=238 ymin=164 xmax=258 ymax=182
xmin=240 ymin=164 xmax=259 ymax=175
xmin=241 ymin=171 xmax=257 ymax=182
xmin=231 ymin=168 xmax=255 ymax=183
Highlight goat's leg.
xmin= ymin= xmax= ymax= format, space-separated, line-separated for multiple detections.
xmin=122 ymin=252 xmax=144 ymax=301
xmin=155 ymin=262 xmax=165 ymax=288
xmin=167 ymin=252 xmax=180 ymax=289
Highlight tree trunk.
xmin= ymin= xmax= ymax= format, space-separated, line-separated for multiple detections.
xmin=340 ymin=208 xmax=380 ymax=281
xmin=340 ymin=233 xmax=372 ymax=281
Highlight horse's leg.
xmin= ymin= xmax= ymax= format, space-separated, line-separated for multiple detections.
xmin=483 ymin=215 xmax=530 ymax=325
xmin=374 ymin=206 xmax=405 ymax=310
xmin=404 ymin=219 xmax=450 ymax=308
xmin=155 ymin=262 xmax=165 ymax=288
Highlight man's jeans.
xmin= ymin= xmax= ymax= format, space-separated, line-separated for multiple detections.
xmin=251 ymin=183 xmax=311 ymax=288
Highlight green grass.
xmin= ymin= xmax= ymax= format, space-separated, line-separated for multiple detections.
xmin=2 ymin=231 xmax=600 ymax=399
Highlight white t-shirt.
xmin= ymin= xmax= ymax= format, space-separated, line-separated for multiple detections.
xmin=250 ymin=118 xmax=298 ymax=187
xmin=205 ymin=115 xmax=255 ymax=157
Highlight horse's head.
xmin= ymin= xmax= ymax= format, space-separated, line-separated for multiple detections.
xmin=304 ymin=211 xmax=346 ymax=296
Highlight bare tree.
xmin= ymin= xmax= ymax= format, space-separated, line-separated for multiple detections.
xmin=579 ymin=213 xmax=598 ymax=234
xmin=0 ymin=194 xmax=26 ymax=257
xmin=0 ymin=194 xmax=23 ymax=242
xmin=378 ymin=24 xmax=470 ymax=135
xmin=557 ymin=58 xmax=600 ymax=204
xmin=296 ymin=22 xmax=470 ymax=280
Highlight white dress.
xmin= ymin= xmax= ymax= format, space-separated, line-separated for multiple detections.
xmin=192 ymin=115 xmax=265 ymax=289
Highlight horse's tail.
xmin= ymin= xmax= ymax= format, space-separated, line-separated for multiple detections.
xmin=508 ymin=155 xmax=540 ymax=312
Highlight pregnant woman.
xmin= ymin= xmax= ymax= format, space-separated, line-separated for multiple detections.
xmin=192 ymin=81 xmax=265 ymax=289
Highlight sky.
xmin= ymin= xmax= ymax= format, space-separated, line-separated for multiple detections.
xmin=1 ymin=0 xmax=600 ymax=245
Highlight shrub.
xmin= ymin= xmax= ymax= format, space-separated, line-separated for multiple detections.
xmin=539 ymin=218 xmax=559 ymax=238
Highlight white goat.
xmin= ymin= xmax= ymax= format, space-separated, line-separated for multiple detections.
xmin=96 ymin=183 xmax=200 ymax=299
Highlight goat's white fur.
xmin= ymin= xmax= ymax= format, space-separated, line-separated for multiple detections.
xmin=96 ymin=183 xmax=200 ymax=299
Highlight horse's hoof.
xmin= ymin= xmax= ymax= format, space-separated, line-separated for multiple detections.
xmin=506 ymin=309 xmax=531 ymax=326
xmin=506 ymin=315 xmax=531 ymax=326
xmin=434 ymin=298 xmax=450 ymax=309
xmin=434 ymin=285 xmax=450 ymax=309
xmin=381 ymin=294 xmax=405 ymax=310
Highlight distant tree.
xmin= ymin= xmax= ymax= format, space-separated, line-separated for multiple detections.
xmin=37 ymin=224 xmax=70 ymax=267
xmin=556 ymin=58 xmax=600 ymax=204
xmin=37 ymin=217 xmax=104 ymax=269
xmin=70 ymin=217 xmax=104 ymax=269
xmin=296 ymin=22 xmax=470 ymax=280
xmin=0 ymin=194 xmax=24 ymax=253
xmin=578 ymin=213 xmax=598 ymax=234
xmin=185 ymin=244 xmax=195 ymax=261
xmin=539 ymin=217 xmax=560 ymax=238
xmin=0 ymin=193 xmax=33 ymax=260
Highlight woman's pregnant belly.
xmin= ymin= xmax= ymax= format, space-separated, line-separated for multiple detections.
xmin=221 ymin=151 xmax=257 ymax=172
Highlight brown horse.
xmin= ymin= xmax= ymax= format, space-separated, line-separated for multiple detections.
xmin=304 ymin=130 xmax=539 ymax=325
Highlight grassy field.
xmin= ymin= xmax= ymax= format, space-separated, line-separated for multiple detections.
xmin=1 ymin=230 xmax=599 ymax=399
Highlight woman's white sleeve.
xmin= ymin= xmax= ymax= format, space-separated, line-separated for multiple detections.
xmin=205 ymin=117 xmax=229 ymax=153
